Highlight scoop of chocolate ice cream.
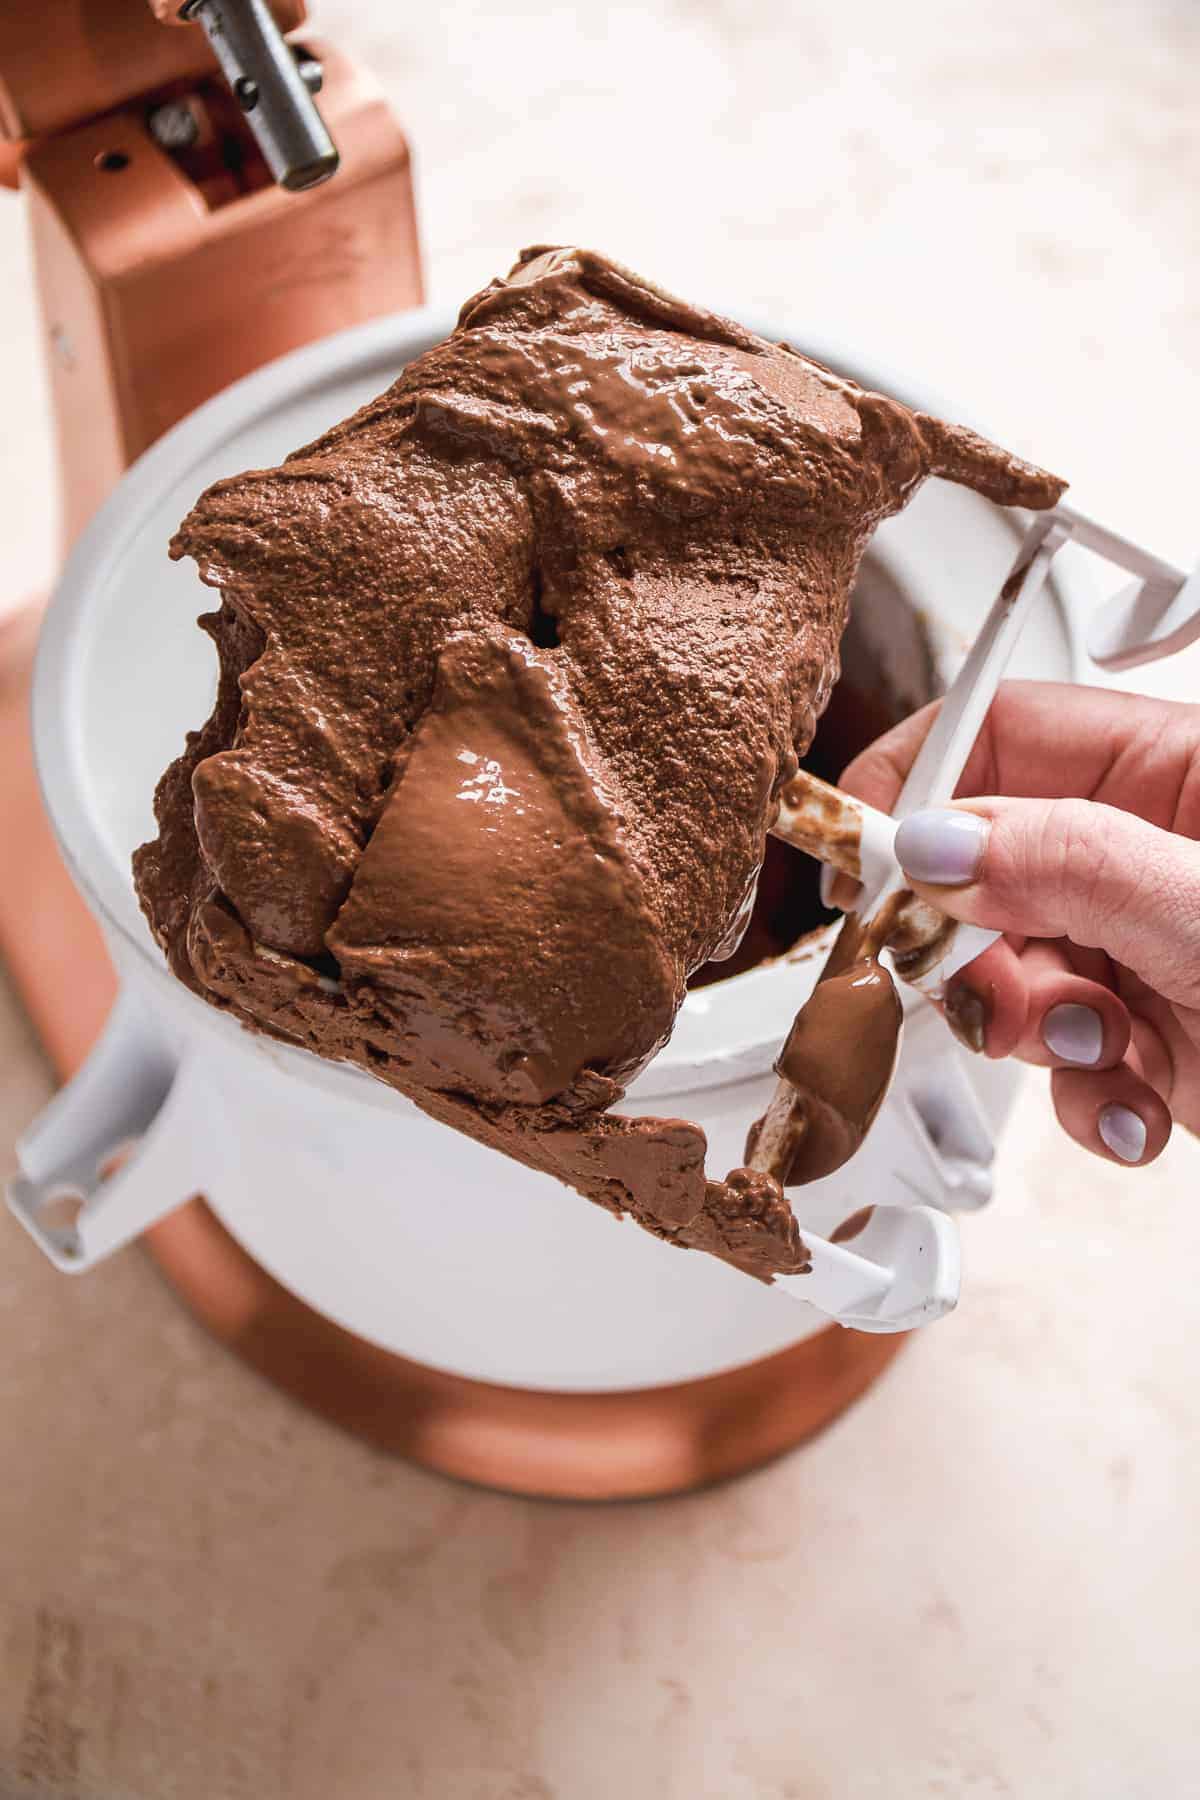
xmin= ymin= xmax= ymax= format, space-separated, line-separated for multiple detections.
xmin=134 ymin=246 xmax=1064 ymax=1279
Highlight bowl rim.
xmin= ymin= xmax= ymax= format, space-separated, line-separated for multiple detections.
xmin=32 ymin=299 xmax=1074 ymax=1103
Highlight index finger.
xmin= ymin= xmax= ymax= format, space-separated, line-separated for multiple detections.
xmin=834 ymin=680 xmax=1192 ymax=816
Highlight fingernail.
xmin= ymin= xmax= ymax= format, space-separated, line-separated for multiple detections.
xmin=1042 ymin=1003 xmax=1104 ymax=1066
xmin=895 ymin=808 xmax=989 ymax=886
xmin=944 ymin=982 xmax=988 ymax=1054
xmin=1098 ymin=1103 xmax=1146 ymax=1164
xmin=820 ymin=861 xmax=837 ymax=909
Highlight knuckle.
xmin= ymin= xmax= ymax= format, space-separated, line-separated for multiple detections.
xmin=986 ymin=799 xmax=1122 ymax=940
xmin=977 ymin=816 xmax=1026 ymax=916
xmin=1052 ymin=800 xmax=1120 ymax=943
xmin=1149 ymin=840 xmax=1200 ymax=990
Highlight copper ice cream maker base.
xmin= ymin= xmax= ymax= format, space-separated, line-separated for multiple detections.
xmin=145 ymin=1199 xmax=906 ymax=1501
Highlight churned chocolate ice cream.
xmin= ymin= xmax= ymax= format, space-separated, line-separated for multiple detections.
xmin=134 ymin=246 xmax=1064 ymax=1280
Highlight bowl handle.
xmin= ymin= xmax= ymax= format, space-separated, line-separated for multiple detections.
xmin=6 ymin=988 xmax=215 ymax=1272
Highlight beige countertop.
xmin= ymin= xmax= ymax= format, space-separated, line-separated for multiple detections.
xmin=3 ymin=3 xmax=1200 ymax=1795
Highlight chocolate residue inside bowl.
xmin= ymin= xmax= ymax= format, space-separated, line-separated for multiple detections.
xmin=689 ymin=554 xmax=938 ymax=987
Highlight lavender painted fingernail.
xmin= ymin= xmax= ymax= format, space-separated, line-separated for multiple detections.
xmin=895 ymin=808 xmax=989 ymax=886
xmin=1098 ymin=1103 xmax=1146 ymax=1164
xmin=1042 ymin=1003 xmax=1104 ymax=1066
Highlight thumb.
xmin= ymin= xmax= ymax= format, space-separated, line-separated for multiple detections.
xmin=894 ymin=798 xmax=1200 ymax=1002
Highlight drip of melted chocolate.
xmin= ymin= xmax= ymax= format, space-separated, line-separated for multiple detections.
xmin=746 ymin=903 xmax=906 ymax=1188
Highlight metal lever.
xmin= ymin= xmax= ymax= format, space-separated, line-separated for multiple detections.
xmin=180 ymin=0 xmax=339 ymax=190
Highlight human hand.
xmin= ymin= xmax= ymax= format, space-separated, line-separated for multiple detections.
xmin=833 ymin=681 xmax=1200 ymax=1167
